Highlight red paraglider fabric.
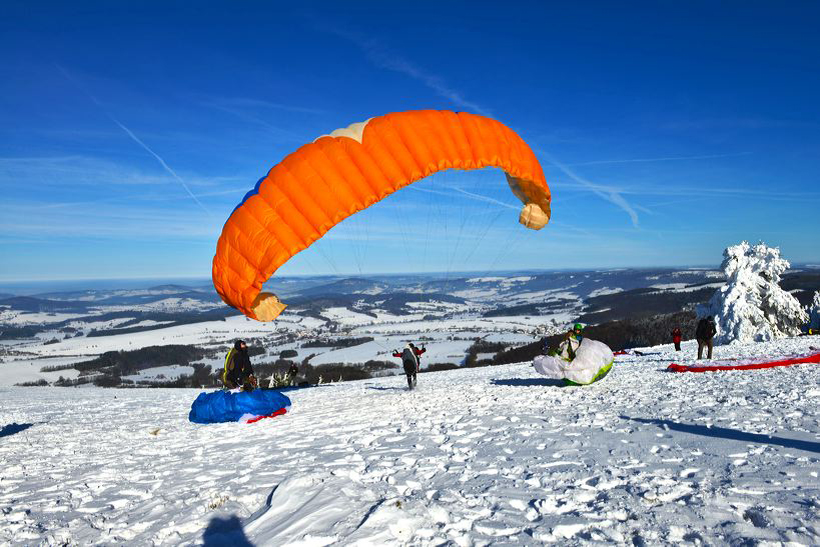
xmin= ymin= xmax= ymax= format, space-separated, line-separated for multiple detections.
xmin=245 ymin=407 xmax=288 ymax=424
xmin=667 ymin=352 xmax=820 ymax=373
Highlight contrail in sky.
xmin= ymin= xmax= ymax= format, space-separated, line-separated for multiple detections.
xmin=452 ymin=187 xmax=519 ymax=210
xmin=408 ymin=185 xmax=518 ymax=211
xmin=107 ymin=118 xmax=211 ymax=215
xmin=56 ymin=65 xmax=211 ymax=216
xmin=321 ymin=26 xmax=492 ymax=117
xmin=568 ymin=152 xmax=751 ymax=166
xmin=543 ymin=152 xmax=641 ymax=227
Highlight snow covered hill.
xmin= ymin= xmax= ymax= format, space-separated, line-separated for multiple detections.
xmin=1 ymin=336 xmax=818 ymax=545
xmin=0 ymin=268 xmax=731 ymax=386
xmin=2 ymin=267 xmax=817 ymax=390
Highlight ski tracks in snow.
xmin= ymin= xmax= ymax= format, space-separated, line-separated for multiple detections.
xmin=0 ymin=336 xmax=819 ymax=545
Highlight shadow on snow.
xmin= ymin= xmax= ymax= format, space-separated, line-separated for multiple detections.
xmin=491 ymin=378 xmax=566 ymax=387
xmin=623 ymin=416 xmax=820 ymax=454
xmin=0 ymin=423 xmax=35 ymax=439
xmin=202 ymin=515 xmax=254 ymax=546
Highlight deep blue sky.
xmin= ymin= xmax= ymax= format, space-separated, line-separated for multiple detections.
xmin=2 ymin=1 xmax=819 ymax=281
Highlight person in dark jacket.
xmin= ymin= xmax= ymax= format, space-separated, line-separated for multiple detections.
xmin=222 ymin=340 xmax=256 ymax=390
xmin=287 ymin=362 xmax=299 ymax=385
xmin=695 ymin=317 xmax=717 ymax=359
xmin=671 ymin=327 xmax=682 ymax=351
xmin=392 ymin=342 xmax=426 ymax=389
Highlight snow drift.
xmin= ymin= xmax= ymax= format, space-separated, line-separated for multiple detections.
xmin=2 ymin=335 xmax=820 ymax=545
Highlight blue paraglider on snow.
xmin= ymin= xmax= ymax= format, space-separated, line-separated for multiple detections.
xmin=189 ymin=390 xmax=291 ymax=424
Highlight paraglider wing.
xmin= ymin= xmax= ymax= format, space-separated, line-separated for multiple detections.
xmin=212 ymin=110 xmax=551 ymax=321
xmin=667 ymin=351 xmax=820 ymax=373
xmin=188 ymin=389 xmax=291 ymax=424
xmin=533 ymin=339 xmax=614 ymax=385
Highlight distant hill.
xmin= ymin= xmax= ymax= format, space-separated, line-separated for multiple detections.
xmin=31 ymin=286 xmax=222 ymax=307
xmin=780 ymin=272 xmax=820 ymax=306
xmin=288 ymin=291 xmax=466 ymax=316
xmin=296 ymin=278 xmax=392 ymax=297
xmin=578 ymin=286 xmax=717 ymax=323
xmin=0 ymin=296 xmax=92 ymax=313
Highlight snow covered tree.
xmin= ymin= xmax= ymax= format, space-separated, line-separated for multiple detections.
xmin=809 ymin=291 xmax=820 ymax=330
xmin=698 ymin=241 xmax=808 ymax=344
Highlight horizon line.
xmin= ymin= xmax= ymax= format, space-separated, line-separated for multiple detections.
xmin=0 ymin=263 xmax=746 ymax=286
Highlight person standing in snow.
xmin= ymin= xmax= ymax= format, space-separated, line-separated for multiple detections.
xmin=286 ymin=362 xmax=299 ymax=385
xmin=392 ymin=342 xmax=426 ymax=389
xmin=222 ymin=340 xmax=257 ymax=390
xmin=671 ymin=327 xmax=682 ymax=351
xmin=695 ymin=316 xmax=717 ymax=359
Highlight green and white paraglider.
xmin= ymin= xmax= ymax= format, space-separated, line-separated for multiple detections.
xmin=533 ymin=324 xmax=614 ymax=385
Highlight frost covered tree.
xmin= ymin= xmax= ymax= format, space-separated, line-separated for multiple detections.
xmin=809 ymin=291 xmax=820 ymax=330
xmin=698 ymin=241 xmax=808 ymax=344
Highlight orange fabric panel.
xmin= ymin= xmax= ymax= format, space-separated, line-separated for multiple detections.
xmin=212 ymin=110 xmax=551 ymax=320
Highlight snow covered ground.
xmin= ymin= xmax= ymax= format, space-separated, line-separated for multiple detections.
xmin=1 ymin=336 xmax=819 ymax=545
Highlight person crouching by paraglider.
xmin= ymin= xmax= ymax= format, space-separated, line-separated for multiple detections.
xmin=547 ymin=323 xmax=584 ymax=362
xmin=671 ymin=327 xmax=682 ymax=351
xmin=392 ymin=343 xmax=426 ymax=390
xmin=222 ymin=340 xmax=257 ymax=391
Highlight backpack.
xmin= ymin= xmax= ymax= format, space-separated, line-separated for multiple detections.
xmin=402 ymin=347 xmax=418 ymax=369
xmin=222 ymin=348 xmax=235 ymax=384
xmin=705 ymin=320 xmax=716 ymax=339
xmin=696 ymin=319 xmax=707 ymax=340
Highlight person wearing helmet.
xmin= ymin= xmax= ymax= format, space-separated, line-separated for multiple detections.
xmin=548 ymin=323 xmax=584 ymax=362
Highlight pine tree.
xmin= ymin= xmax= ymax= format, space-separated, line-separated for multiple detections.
xmin=698 ymin=241 xmax=808 ymax=344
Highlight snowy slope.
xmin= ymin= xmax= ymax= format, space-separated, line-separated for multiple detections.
xmin=1 ymin=336 xmax=819 ymax=545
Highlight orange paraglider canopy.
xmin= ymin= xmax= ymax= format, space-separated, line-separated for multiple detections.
xmin=213 ymin=110 xmax=551 ymax=321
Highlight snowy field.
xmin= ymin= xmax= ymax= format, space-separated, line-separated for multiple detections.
xmin=1 ymin=336 xmax=819 ymax=545
xmin=123 ymin=365 xmax=197 ymax=383
xmin=0 ymin=311 xmax=554 ymax=386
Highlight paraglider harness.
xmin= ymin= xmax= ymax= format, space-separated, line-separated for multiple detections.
xmin=392 ymin=344 xmax=425 ymax=390
xmin=222 ymin=348 xmax=236 ymax=387
xmin=401 ymin=346 xmax=424 ymax=372
xmin=547 ymin=325 xmax=584 ymax=362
